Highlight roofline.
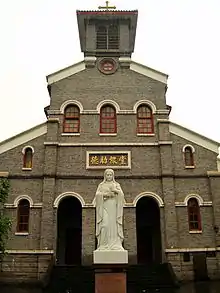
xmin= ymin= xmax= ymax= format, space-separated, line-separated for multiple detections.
xmin=0 ymin=122 xmax=47 ymax=155
xmin=46 ymin=61 xmax=85 ymax=82
xmin=76 ymin=10 xmax=138 ymax=15
xmin=131 ymin=60 xmax=168 ymax=79
xmin=170 ymin=121 xmax=220 ymax=154
xmin=0 ymin=122 xmax=46 ymax=146
xmin=170 ymin=121 xmax=220 ymax=146
xmin=46 ymin=58 xmax=168 ymax=85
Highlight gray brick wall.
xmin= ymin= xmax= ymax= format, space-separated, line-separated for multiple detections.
xmin=0 ymin=65 xmax=220 ymax=283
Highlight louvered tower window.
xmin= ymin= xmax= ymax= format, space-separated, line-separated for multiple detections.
xmin=96 ymin=25 xmax=119 ymax=49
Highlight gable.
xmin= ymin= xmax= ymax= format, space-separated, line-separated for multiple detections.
xmin=0 ymin=123 xmax=47 ymax=155
xmin=46 ymin=59 xmax=168 ymax=85
xmin=169 ymin=122 xmax=220 ymax=154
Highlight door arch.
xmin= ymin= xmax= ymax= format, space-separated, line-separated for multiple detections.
xmin=136 ymin=196 xmax=162 ymax=264
xmin=56 ymin=196 xmax=82 ymax=265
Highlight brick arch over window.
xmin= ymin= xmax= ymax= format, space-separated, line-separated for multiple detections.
xmin=133 ymin=100 xmax=157 ymax=114
xmin=63 ymin=105 xmax=80 ymax=133
xmin=97 ymin=100 xmax=120 ymax=113
xmin=137 ymin=105 xmax=154 ymax=134
xmin=60 ymin=100 xmax=83 ymax=113
xmin=100 ymin=104 xmax=117 ymax=134
xmin=183 ymin=145 xmax=195 ymax=167
xmin=22 ymin=146 xmax=34 ymax=169
xmin=17 ymin=199 xmax=30 ymax=233
xmin=187 ymin=197 xmax=202 ymax=231
xmin=14 ymin=195 xmax=34 ymax=207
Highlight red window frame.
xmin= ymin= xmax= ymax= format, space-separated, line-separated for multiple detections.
xmin=17 ymin=199 xmax=30 ymax=233
xmin=100 ymin=105 xmax=117 ymax=134
xmin=23 ymin=148 xmax=33 ymax=168
xmin=63 ymin=105 xmax=80 ymax=133
xmin=184 ymin=147 xmax=194 ymax=166
xmin=187 ymin=198 xmax=201 ymax=231
xmin=137 ymin=105 xmax=154 ymax=134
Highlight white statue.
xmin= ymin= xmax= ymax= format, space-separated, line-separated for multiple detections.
xmin=95 ymin=168 xmax=125 ymax=251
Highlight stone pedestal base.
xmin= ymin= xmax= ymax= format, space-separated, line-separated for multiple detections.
xmin=93 ymin=250 xmax=128 ymax=264
xmin=95 ymin=271 xmax=126 ymax=293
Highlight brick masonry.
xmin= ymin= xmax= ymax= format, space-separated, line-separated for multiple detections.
xmin=0 ymin=61 xmax=220 ymax=284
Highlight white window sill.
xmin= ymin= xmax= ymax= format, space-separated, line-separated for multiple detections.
xmin=15 ymin=232 xmax=29 ymax=236
xmin=137 ymin=133 xmax=155 ymax=136
xmin=185 ymin=166 xmax=195 ymax=169
xmin=99 ymin=133 xmax=117 ymax=136
xmin=22 ymin=168 xmax=32 ymax=171
xmin=189 ymin=230 xmax=202 ymax=234
xmin=61 ymin=133 xmax=80 ymax=136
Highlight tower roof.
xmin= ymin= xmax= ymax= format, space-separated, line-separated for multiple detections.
xmin=76 ymin=6 xmax=138 ymax=56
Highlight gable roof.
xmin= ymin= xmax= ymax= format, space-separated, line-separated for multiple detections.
xmin=170 ymin=122 xmax=220 ymax=154
xmin=0 ymin=120 xmax=219 ymax=155
xmin=46 ymin=59 xmax=168 ymax=85
xmin=0 ymin=123 xmax=47 ymax=155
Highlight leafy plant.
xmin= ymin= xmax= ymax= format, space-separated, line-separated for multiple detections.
xmin=0 ymin=178 xmax=11 ymax=260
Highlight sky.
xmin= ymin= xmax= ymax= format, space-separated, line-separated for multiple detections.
xmin=0 ymin=0 xmax=220 ymax=143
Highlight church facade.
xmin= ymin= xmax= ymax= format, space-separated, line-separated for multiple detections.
xmin=1 ymin=6 xmax=220 ymax=285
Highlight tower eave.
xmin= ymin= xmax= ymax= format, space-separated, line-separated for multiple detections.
xmin=76 ymin=10 xmax=138 ymax=54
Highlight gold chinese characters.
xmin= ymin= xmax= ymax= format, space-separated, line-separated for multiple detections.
xmin=89 ymin=154 xmax=128 ymax=166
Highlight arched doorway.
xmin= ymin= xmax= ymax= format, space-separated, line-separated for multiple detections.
xmin=136 ymin=196 xmax=162 ymax=264
xmin=56 ymin=196 xmax=82 ymax=265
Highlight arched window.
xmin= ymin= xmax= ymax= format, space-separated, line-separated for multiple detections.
xmin=137 ymin=105 xmax=154 ymax=134
xmin=96 ymin=24 xmax=119 ymax=50
xmin=184 ymin=146 xmax=194 ymax=167
xmin=187 ymin=198 xmax=201 ymax=231
xmin=63 ymin=105 xmax=80 ymax=133
xmin=100 ymin=105 xmax=117 ymax=134
xmin=17 ymin=199 xmax=30 ymax=233
xmin=23 ymin=147 xmax=33 ymax=169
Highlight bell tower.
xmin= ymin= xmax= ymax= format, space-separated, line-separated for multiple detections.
xmin=76 ymin=1 xmax=138 ymax=58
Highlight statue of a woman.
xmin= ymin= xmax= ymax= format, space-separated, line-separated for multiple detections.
xmin=95 ymin=169 xmax=125 ymax=251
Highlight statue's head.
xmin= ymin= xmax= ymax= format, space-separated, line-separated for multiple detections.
xmin=104 ymin=168 xmax=114 ymax=182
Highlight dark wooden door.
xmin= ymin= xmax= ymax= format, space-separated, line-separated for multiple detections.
xmin=193 ymin=253 xmax=209 ymax=281
xmin=65 ymin=227 xmax=81 ymax=265
xmin=137 ymin=226 xmax=153 ymax=264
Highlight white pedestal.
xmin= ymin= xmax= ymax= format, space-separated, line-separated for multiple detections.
xmin=93 ymin=250 xmax=128 ymax=264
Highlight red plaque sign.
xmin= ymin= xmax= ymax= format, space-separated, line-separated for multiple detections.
xmin=95 ymin=272 xmax=126 ymax=293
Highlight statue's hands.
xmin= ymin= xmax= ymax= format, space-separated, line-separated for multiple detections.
xmin=110 ymin=187 xmax=118 ymax=194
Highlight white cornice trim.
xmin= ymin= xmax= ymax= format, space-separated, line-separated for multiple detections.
xmin=46 ymin=60 xmax=168 ymax=85
xmin=157 ymin=119 xmax=170 ymax=123
xmin=47 ymin=61 xmax=85 ymax=85
xmin=175 ymin=200 xmax=212 ymax=207
xmin=130 ymin=61 xmax=168 ymax=84
xmin=169 ymin=122 xmax=220 ymax=153
xmin=0 ymin=172 xmax=9 ymax=177
xmin=1 ymin=250 xmax=54 ymax=254
xmin=44 ymin=142 xmax=172 ymax=147
xmin=0 ymin=123 xmax=47 ymax=155
xmin=165 ymin=248 xmax=216 ymax=253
